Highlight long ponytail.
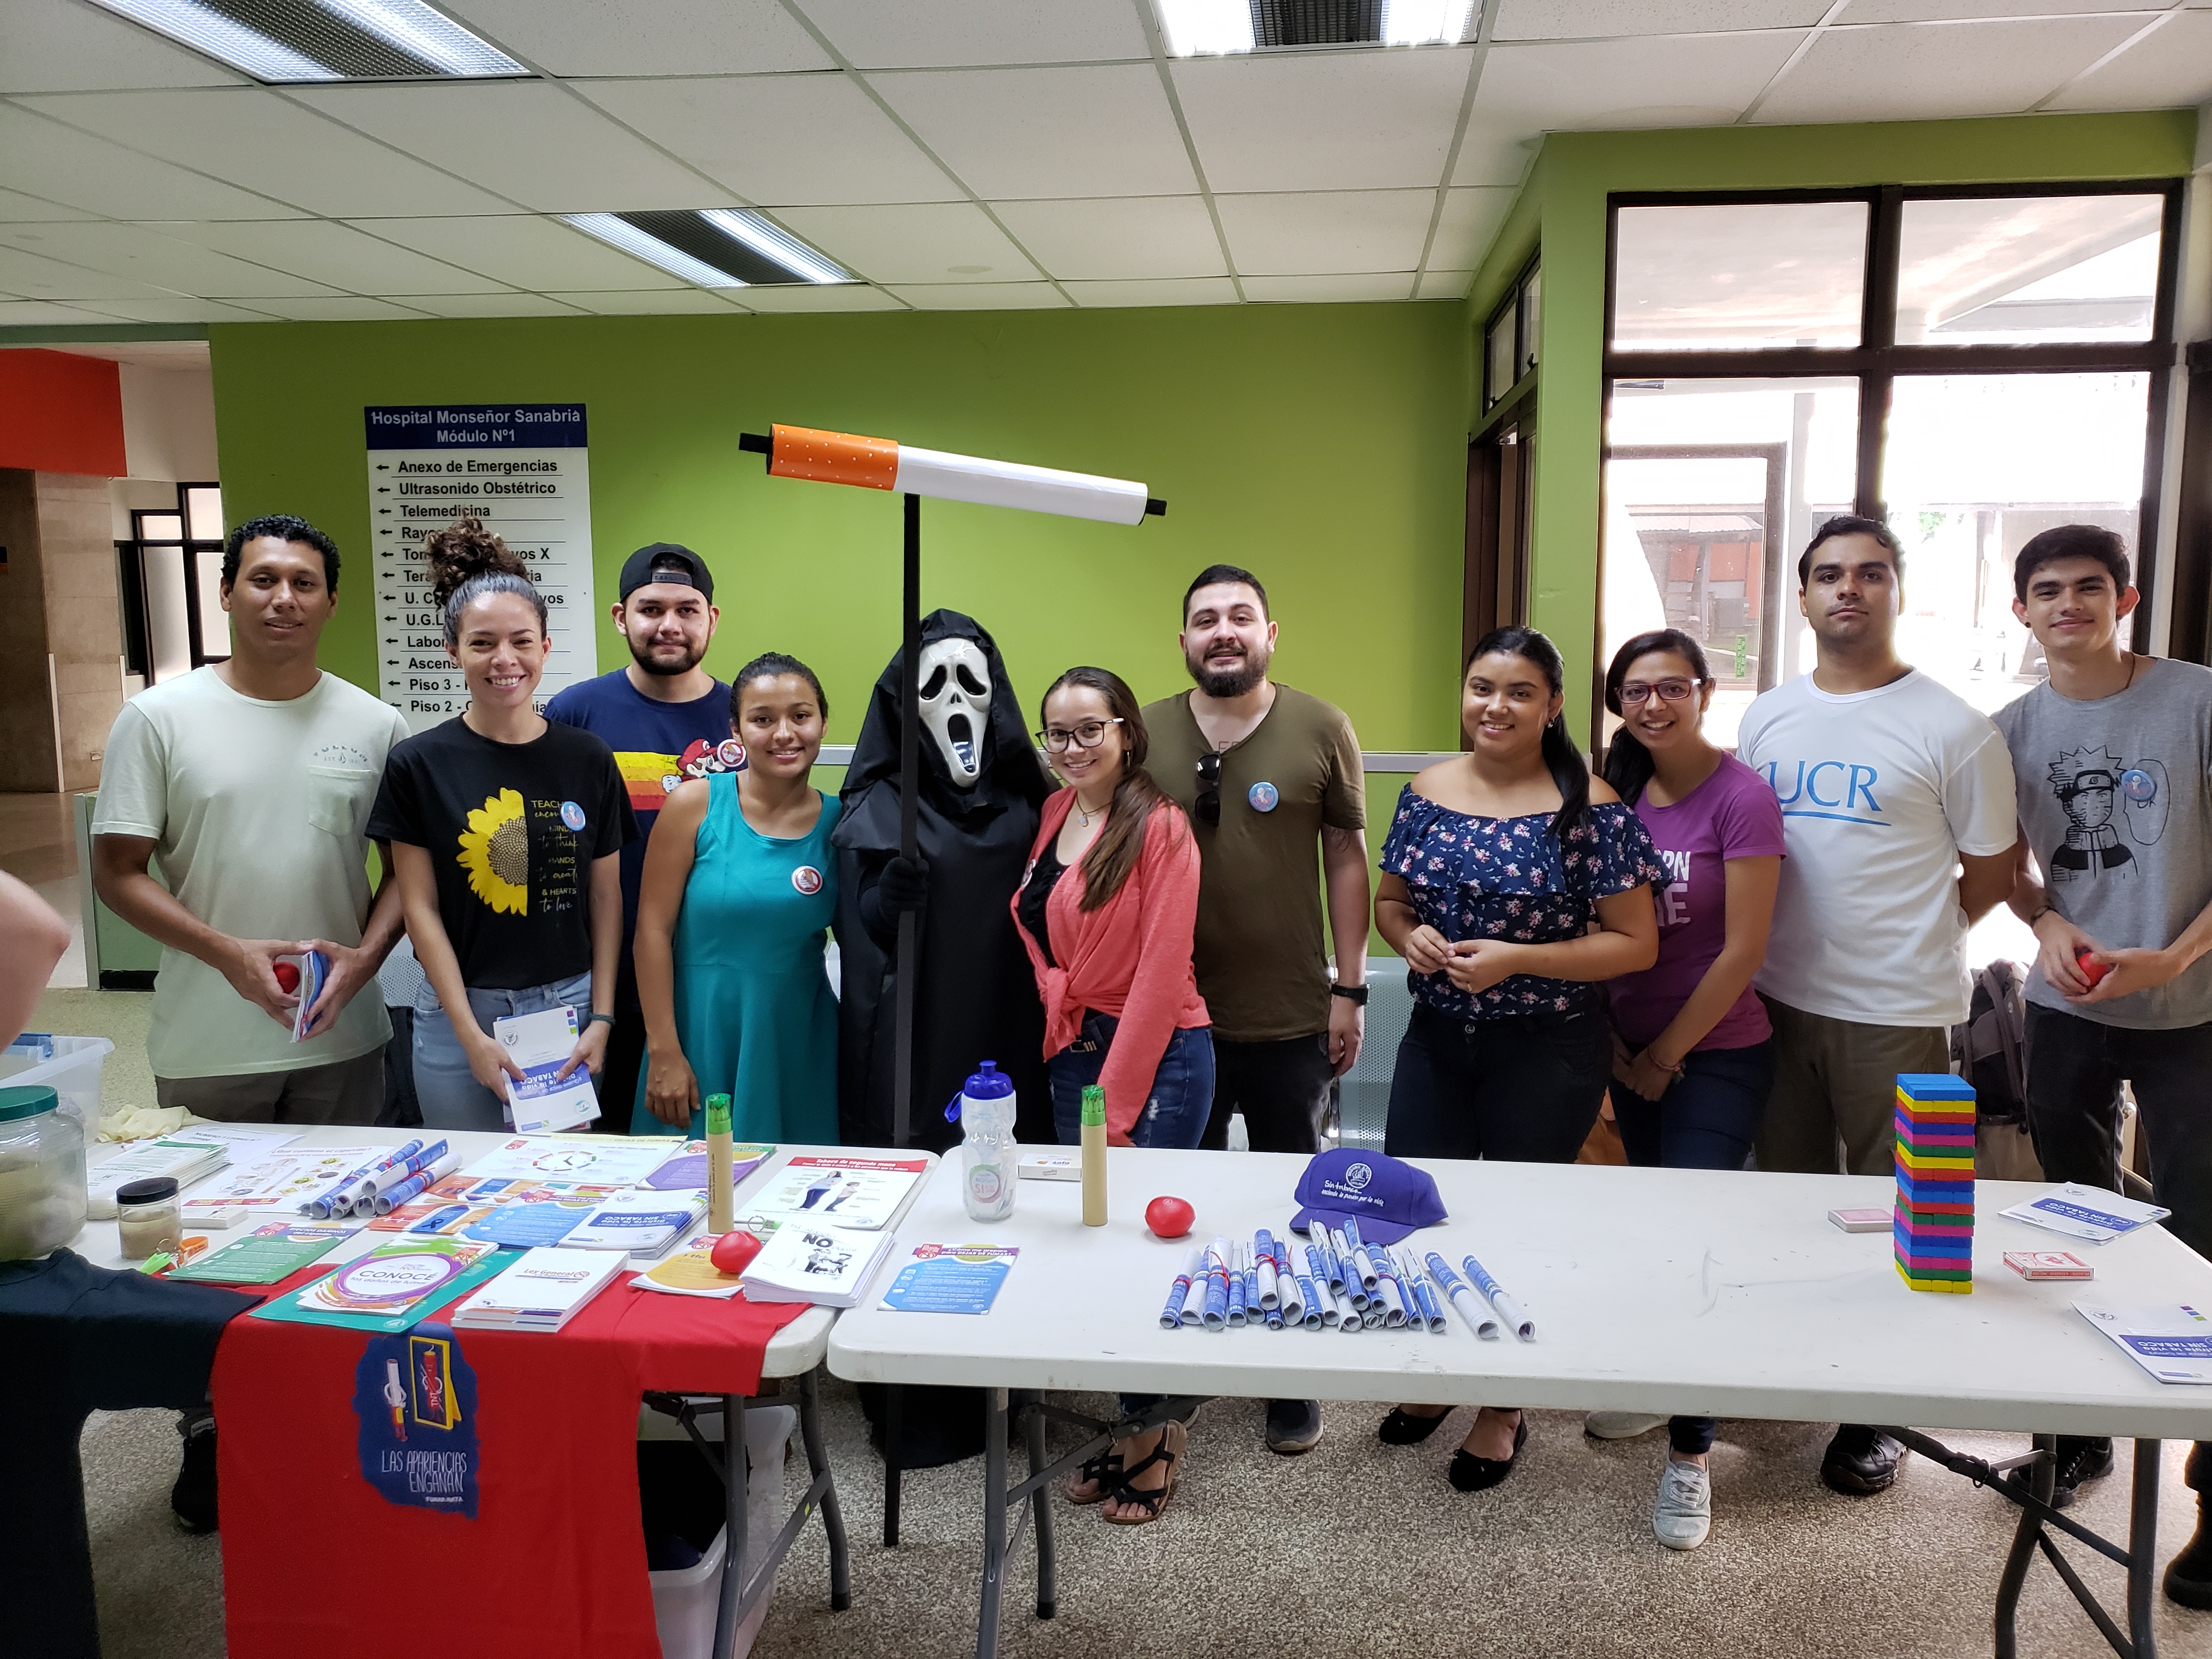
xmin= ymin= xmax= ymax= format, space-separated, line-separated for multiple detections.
xmin=1468 ymin=625 xmax=1587 ymax=841
xmin=1600 ymin=629 xmax=1712 ymax=804
xmin=1040 ymin=666 xmax=1179 ymax=911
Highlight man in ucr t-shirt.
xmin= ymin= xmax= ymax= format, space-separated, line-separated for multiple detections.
xmin=1736 ymin=515 xmax=2017 ymax=1500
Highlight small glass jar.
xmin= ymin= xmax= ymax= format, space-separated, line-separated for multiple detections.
xmin=116 ymin=1176 xmax=183 ymax=1262
xmin=0 ymin=1085 xmax=88 ymax=1260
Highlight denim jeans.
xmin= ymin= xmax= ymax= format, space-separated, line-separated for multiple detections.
xmin=1384 ymin=1001 xmax=1611 ymax=1162
xmin=1048 ymin=1012 xmax=1216 ymax=1150
xmin=412 ymin=971 xmax=592 ymax=1133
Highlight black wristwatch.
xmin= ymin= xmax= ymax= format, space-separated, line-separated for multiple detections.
xmin=1330 ymin=983 xmax=1369 ymax=1007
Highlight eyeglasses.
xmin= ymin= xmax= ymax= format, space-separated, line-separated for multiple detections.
xmin=1195 ymin=751 xmax=1221 ymax=826
xmin=1036 ymin=718 xmax=1124 ymax=753
xmin=1618 ymin=679 xmax=1697 ymax=707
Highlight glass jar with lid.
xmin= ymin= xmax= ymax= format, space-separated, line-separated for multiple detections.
xmin=116 ymin=1176 xmax=184 ymax=1262
xmin=0 ymin=1085 xmax=88 ymax=1260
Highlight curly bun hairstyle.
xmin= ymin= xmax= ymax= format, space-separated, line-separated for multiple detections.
xmin=422 ymin=516 xmax=546 ymax=648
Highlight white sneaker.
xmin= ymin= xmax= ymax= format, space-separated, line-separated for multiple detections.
xmin=1584 ymin=1411 xmax=1668 ymax=1440
xmin=1653 ymin=1457 xmax=1712 ymax=1551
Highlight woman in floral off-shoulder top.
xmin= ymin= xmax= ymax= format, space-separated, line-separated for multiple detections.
xmin=1368 ymin=626 xmax=1663 ymax=1496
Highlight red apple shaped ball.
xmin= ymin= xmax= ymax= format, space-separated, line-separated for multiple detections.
xmin=710 ymin=1229 xmax=763 ymax=1274
xmin=273 ymin=961 xmax=300 ymax=994
xmin=1144 ymin=1195 xmax=1195 ymax=1239
xmin=2075 ymin=946 xmax=2111 ymax=989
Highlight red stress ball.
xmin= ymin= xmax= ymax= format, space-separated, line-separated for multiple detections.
xmin=273 ymin=961 xmax=301 ymax=994
xmin=710 ymin=1229 xmax=763 ymax=1274
xmin=2075 ymin=946 xmax=2111 ymax=989
xmin=1145 ymin=1195 xmax=1195 ymax=1239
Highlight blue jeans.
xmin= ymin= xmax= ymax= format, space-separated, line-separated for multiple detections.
xmin=412 ymin=971 xmax=592 ymax=1133
xmin=1611 ymin=1039 xmax=1775 ymax=1455
xmin=1048 ymin=1012 xmax=1215 ymax=1149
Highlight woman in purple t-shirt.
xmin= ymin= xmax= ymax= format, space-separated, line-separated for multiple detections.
xmin=1598 ymin=628 xmax=1786 ymax=1554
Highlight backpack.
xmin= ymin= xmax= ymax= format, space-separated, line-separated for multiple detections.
xmin=1949 ymin=958 xmax=2028 ymax=1127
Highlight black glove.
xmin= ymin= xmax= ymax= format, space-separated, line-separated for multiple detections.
xmin=877 ymin=854 xmax=930 ymax=917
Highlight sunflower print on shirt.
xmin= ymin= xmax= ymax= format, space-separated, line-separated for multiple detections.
xmin=1379 ymin=784 xmax=1663 ymax=1021
xmin=458 ymin=787 xmax=529 ymax=915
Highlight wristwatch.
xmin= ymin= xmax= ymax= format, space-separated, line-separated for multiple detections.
xmin=1330 ymin=983 xmax=1369 ymax=1007
xmin=581 ymin=1012 xmax=616 ymax=1029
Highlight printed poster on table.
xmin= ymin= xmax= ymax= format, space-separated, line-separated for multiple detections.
xmin=353 ymin=1324 xmax=480 ymax=1516
xmin=747 ymin=1155 xmax=928 ymax=1231
xmin=366 ymin=403 xmax=592 ymax=734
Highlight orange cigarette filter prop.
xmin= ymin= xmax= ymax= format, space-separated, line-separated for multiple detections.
xmin=742 ymin=424 xmax=1164 ymax=526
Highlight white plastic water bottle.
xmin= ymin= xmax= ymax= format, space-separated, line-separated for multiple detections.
xmin=956 ymin=1060 xmax=1017 ymax=1223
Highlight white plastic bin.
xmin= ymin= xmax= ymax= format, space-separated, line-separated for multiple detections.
xmin=0 ymin=1036 xmax=114 ymax=1148
xmin=648 ymin=1402 xmax=795 ymax=1659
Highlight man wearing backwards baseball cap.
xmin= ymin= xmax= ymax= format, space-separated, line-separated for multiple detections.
xmin=545 ymin=544 xmax=739 ymax=1131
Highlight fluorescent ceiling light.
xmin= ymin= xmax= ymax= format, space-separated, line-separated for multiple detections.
xmin=89 ymin=0 xmax=524 ymax=82
xmin=562 ymin=215 xmax=747 ymax=289
xmin=1381 ymin=0 xmax=1474 ymax=45
xmin=1158 ymin=0 xmax=1253 ymax=55
xmin=565 ymin=210 xmax=853 ymax=288
xmin=1156 ymin=0 xmax=1474 ymax=53
xmin=700 ymin=210 xmax=851 ymax=286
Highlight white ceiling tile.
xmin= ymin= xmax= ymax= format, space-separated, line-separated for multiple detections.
xmin=1240 ymin=274 xmax=1419 ymax=302
xmin=990 ymin=196 xmax=1225 ymax=279
xmin=441 ymin=0 xmax=831 ymax=75
xmin=0 ymin=0 xmax=248 ymax=92
xmin=1430 ymin=186 xmax=1515 ymax=270
xmin=797 ymin=0 xmax=1150 ymax=69
xmin=1494 ymin=0 xmax=1829 ymax=37
xmin=0 ymin=101 xmax=301 ymax=220
xmin=1452 ymin=128 xmax=1543 ymax=188
xmin=74 ymin=295 xmax=281 ymax=322
xmin=1063 ymin=276 xmax=1239 ymax=307
xmin=1215 ymin=190 xmax=1437 ymax=276
xmin=245 ymin=296 xmax=439 ymax=320
xmin=1174 ymin=48 xmax=1476 ymax=193
xmin=872 ymin=65 xmax=1198 ymax=199
xmin=2044 ymin=12 xmax=2212 ymax=110
xmin=399 ymin=294 xmax=594 ymax=318
xmin=16 ymin=88 xmax=517 ymax=217
xmin=1848 ymin=0 xmax=2157 ymax=21
xmin=1415 ymin=268 xmax=1473 ymax=299
xmin=0 ymin=221 xmax=338 ymax=296
xmin=1753 ymin=18 xmax=2148 ymax=122
xmin=1475 ymin=32 xmax=1801 ymax=135
xmin=770 ymin=202 xmax=1041 ymax=283
xmin=0 ymin=299 xmax=121 ymax=325
xmin=546 ymin=288 xmax=751 ymax=314
xmin=150 ymin=219 xmax=514 ymax=294
xmin=340 ymin=216 xmax=686 ymax=290
xmin=576 ymin=75 xmax=957 ymax=207
xmin=882 ymin=281 xmax=1070 ymax=309
xmin=727 ymin=283 xmax=906 ymax=311
xmin=0 ymin=188 xmax=95 ymax=221
xmin=0 ymin=240 xmax=177 ymax=300
xmin=290 ymin=82 xmax=731 ymax=213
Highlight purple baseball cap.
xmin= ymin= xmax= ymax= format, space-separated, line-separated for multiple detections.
xmin=1290 ymin=1149 xmax=1447 ymax=1245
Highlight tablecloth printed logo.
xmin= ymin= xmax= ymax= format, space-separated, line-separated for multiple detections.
xmin=792 ymin=865 xmax=823 ymax=895
xmin=354 ymin=1323 xmax=479 ymax=1516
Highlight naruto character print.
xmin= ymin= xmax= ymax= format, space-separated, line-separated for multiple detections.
xmin=2043 ymin=746 xmax=2168 ymax=883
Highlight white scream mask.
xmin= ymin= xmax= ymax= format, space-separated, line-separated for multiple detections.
xmin=917 ymin=636 xmax=992 ymax=787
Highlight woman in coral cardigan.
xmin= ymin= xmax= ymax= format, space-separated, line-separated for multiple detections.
xmin=1011 ymin=664 xmax=1210 ymax=1526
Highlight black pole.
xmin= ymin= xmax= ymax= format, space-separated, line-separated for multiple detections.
xmin=891 ymin=492 xmax=921 ymax=1150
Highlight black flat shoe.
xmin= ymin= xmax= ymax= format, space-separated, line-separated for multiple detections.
xmin=1448 ymin=1414 xmax=1528 ymax=1492
xmin=1379 ymin=1406 xmax=1453 ymax=1445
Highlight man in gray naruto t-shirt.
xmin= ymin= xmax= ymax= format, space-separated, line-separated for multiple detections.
xmin=1994 ymin=524 xmax=2212 ymax=1607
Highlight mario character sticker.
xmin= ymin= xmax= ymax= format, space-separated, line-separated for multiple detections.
xmin=792 ymin=865 xmax=824 ymax=895
xmin=354 ymin=1323 xmax=478 ymax=1516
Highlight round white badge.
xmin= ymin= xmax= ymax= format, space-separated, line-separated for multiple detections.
xmin=560 ymin=800 xmax=586 ymax=832
xmin=792 ymin=865 xmax=824 ymax=895
xmin=1248 ymin=781 xmax=1279 ymax=812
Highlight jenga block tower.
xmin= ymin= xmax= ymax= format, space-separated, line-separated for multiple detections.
xmin=1895 ymin=1072 xmax=1976 ymax=1293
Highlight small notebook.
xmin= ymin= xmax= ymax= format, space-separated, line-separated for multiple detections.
xmin=452 ymin=1246 xmax=625 ymax=1333
xmin=739 ymin=1222 xmax=897 ymax=1308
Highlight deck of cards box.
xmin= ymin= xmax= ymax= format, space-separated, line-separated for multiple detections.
xmin=1894 ymin=1072 xmax=1976 ymax=1294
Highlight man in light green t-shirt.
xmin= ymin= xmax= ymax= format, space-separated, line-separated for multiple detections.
xmin=93 ymin=515 xmax=409 ymax=1124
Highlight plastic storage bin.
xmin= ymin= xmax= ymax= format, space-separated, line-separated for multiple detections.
xmin=1 ymin=1036 xmax=115 ymax=1144
xmin=647 ymin=1403 xmax=795 ymax=1659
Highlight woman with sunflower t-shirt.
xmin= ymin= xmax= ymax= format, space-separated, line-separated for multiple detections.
xmin=369 ymin=520 xmax=635 ymax=1131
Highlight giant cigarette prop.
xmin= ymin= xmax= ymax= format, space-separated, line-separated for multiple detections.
xmin=739 ymin=425 xmax=1165 ymax=525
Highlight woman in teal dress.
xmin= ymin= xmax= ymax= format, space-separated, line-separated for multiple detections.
xmin=632 ymin=654 xmax=840 ymax=1140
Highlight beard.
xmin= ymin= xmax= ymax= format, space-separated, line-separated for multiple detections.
xmin=1187 ymin=642 xmax=1267 ymax=699
xmin=629 ymin=635 xmax=704 ymax=676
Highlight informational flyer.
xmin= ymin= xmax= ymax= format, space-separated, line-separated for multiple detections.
xmin=879 ymin=1244 xmax=1018 ymax=1315
xmin=365 ymin=403 xmax=593 ymax=733
xmin=493 ymin=1005 xmax=600 ymax=1135
xmin=747 ymin=1155 xmax=929 ymax=1231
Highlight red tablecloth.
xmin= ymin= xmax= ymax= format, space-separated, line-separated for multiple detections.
xmin=212 ymin=1270 xmax=808 ymax=1659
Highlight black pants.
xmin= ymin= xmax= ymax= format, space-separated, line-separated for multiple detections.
xmin=595 ymin=1003 xmax=647 ymax=1136
xmin=1384 ymin=1002 xmax=1611 ymax=1163
xmin=379 ymin=1005 xmax=422 ymax=1129
xmin=1200 ymin=1032 xmax=1333 ymax=1154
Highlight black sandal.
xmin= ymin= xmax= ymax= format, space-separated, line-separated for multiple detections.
xmin=1448 ymin=1413 xmax=1528 ymax=1493
xmin=1379 ymin=1406 xmax=1454 ymax=1445
xmin=1065 ymin=1446 xmax=1122 ymax=1505
xmin=1102 ymin=1419 xmax=1186 ymax=1526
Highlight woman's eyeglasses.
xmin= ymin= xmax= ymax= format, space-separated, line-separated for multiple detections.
xmin=1194 ymin=751 xmax=1221 ymax=825
xmin=1618 ymin=679 xmax=1697 ymax=707
xmin=1036 ymin=718 xmax=1124 ymax=753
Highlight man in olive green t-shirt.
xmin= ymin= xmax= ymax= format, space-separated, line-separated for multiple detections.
xmin=1144 ymin=563 xmax=1370 ymax=1455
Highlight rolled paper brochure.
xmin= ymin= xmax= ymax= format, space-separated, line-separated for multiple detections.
xmin=371 ymin=1152 xmax=461 ymax=1215
xmin=1227 ymin=1243 xmax=1249 ymax=1327
xmin=1462 ymin=1254 xmax=1536 ymax=1341
xmin=1402 ymin=1251 xmax=1448 ymax=1333
xmin=1264 ymin=1307 xmax=1285 ymax=1331
xmin=1202 ymin=1239 xmax=1231 ymax=1330
xmin=1160 ymin=1246 xmax=1201 ymax=1330
xmin=750 ymin=423 xmax=1163 ymax=527
xmin=1276 ymin=1267 xmax=1304 ymax=1328
xmin=1317 ymin=1230 xmax=1346 ymax=1294
xmin=339 ymin=1141 xmax=450 ymax=1215
xmin=1254 ymin=1230 xmax=1281 ymax=1309
xmin=318 ymin=1139 xmax=427 ymax=1217
xmin=1375 ymin=1271 xmax=1407 ymax=1328
xmin=1304 ymin=1245 xmax=1340 ymax=1325
xmin=302 ymin=1149 xmax=399 ymax=1218
xmin=1338 ymin=1302 xmax=1365 ymax=1333
xmin=1292 ymin=1268 xmax=1323 ymax=1329
xmin=1240 ymin=1242 xmax=1262 ymax=1322
xmin=1426 ymin=1254 xmax=1500 ymax=1340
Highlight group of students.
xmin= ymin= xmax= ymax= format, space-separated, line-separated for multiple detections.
xmin=82 ymin=509 xmax=2210 ymax=1601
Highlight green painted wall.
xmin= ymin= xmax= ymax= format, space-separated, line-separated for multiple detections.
xmin=208 ymin=303 xmax=1472 ymax=754
xmin=1462 ymin=109 xmax=2199 ymax=738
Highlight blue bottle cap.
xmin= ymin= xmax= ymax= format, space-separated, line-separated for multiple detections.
xmin=962 ymin=1059 xmax=1014 ymax=1099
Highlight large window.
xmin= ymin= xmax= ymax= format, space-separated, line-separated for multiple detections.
xmin=1600 ymin=185 xmax=2180 ymax=729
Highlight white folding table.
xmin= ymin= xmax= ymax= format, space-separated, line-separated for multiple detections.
xmin=828 ymin=1148 xmax=2212 ymax=1659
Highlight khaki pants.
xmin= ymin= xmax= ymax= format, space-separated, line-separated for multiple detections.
xmin=155 ymin=1048 xmax=384 ymax=1126
xmin=1756 ymin=995 xmax=1949 ymax=1177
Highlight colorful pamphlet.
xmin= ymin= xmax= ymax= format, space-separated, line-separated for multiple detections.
xmin=168 ymin=1220 xmax=356 ymax=1284
xmin=2075 ymin=1302 xmax=2212 ymax=1384
xmin=285 ymin=950 xmax=330 ymax=1043
xmin=492 ymin=1006 xmax=601 ymax=1134
xmin=182 ymin=1146 xmax=389 ymax=1221
xmin=256 ymin=1238 xmax=507 ymax=1333
xmin=452 ymin=1246 xmax=625 ymax=1333
xmin=87 ymin=1137 xmax=229 ymax=1218
xmin=739 ymin=1221 xmax=897 ymax=1308
xmin=632 ymin=1228 xmax=778 ymax=1300
xmin=747 ymin=1155 xmax=929 ymax=1232
xmin=879 ymin=1244 xmax=1018 ymax=1314
xmin=642 ymin=1140 xmax=774 ymax=1192
xmin=563 ymin=1189 xmax=709 ymax=1260
xmin=459 ymin=1135 xmax=678 ymax=1188
xmin=2001 ymin=1183 xmax=2174 ymax=1245
xmin=370 ymin=1174 xmax=622 ymax=1242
